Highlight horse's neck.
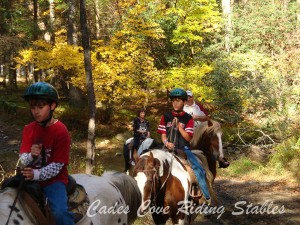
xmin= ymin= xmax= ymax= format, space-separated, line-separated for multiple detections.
xmin=0 ymin=188 xmax=37 ymax=224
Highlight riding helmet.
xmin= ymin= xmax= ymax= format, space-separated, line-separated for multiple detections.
xmin=22 ymin=82 xmax=59 ymax=104
xmin=169 ymin=88 xmax=188 ymax=100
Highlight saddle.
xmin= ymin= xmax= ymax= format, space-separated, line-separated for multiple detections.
xmin=1 ymin=174 xmax=89 ymax=224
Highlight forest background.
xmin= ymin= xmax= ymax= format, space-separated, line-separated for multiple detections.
xmin=0 ymin=0 xmax=299 ymax=183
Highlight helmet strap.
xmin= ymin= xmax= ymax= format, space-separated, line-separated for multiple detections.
xmin=30 ymin=108 xmax=54 ymax=128
xmin=39 ymin=110 xmax=54 ymax=127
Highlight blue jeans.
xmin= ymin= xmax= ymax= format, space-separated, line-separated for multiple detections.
xmin=42 ymin=181 xmax=74 ymax=225
xmin=184 ymin=146 xmax=210 ymax=200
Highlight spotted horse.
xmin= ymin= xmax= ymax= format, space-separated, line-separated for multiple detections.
xmin=0 ymin=171 xmax=141 ymax=225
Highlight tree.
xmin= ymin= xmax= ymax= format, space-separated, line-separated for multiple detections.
xmin=80 ymin=0 xmax=97 ymax=174
xmin=65 ymin=0 xmax=79 ymax=45
xmin=222 ymin=0 xmax=232 ymax=52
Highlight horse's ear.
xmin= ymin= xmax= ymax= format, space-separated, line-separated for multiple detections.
xmin=147 ymin=152 xmax=154 ymax=166
xmin=149 ymin=152 xmax=154 ymax=158
xmin=208 ymin=119 xmax=213 ymax=127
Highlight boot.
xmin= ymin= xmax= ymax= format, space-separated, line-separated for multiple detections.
xmin=218 ymin=157 xmax=230 ymax=168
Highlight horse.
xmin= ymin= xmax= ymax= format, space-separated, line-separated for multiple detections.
xmin=190 ymin=119 xmax=229 ymax=179
xmin=0 ymin=171 xmax=141 ymax=225
xmin=133 ymin=149 xmax=215 ymax=225
xmin=123 ymin=137 xmax=162 ymax=174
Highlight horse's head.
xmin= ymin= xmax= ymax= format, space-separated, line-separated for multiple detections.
xmin=190 ymin=119 xmax=229 ymax=175
xmin=191 ymin=120 xmax=223 ymax=159
xmin=134 ymin=150 xmax=193 ymax=224
xmin=133 ymin=152 xmax=160 ymax=215
xmin=207 ymin=120 xmax=224 ymax=160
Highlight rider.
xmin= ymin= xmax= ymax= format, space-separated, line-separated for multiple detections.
xmin=19 ymin=82 xmax=74 ymax=225
xmin=132 ymin=108 xmax=150 ymax=163
xmin=157 ymin=88 xmax=193 ymax=150
xmin=184 ymin=90 xmax=209 ymax=128
xmin=157 ymin=87 xmax=210 ymax=200
xmin=184 ymin=90 xmax=230 ymax=168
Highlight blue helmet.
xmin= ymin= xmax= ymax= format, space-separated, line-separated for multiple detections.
xmin=22 ymin=82 xmax=59 ymax=104
xmin=169 ymin=88 xmax=187 ymax=100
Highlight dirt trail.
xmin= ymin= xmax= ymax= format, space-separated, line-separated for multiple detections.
xmin=0 ymin=119 xmax=21 ymax=153
xmin=192 ymin=177 xmax=300 ymax=225
xmin=0 ymin=119 xmax=299 ymax=225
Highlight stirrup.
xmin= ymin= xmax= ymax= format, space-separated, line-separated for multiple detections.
xmin=189 ymin=184 xmax=202 ymax=198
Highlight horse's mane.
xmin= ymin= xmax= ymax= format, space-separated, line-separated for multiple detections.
xmin=190 ymin=120 xmax=221 ymax=148
xmin=102 ymin=171 xmax=141 ymax=224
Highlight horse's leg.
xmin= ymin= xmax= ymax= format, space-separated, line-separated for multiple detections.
xmin=152 ymin=213 xmax=169 ymax=225
xmin=123 ymin=144 xmax=130 ymax=173
xmin=132 ymin=148 xmax=139 ymax=163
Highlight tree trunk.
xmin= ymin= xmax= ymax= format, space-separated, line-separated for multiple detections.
xmin=33 ymin=0 xmax=39 ymax=82
xmin=66 ymin=0 xmax=78 ymax=45
xmin=49 ymin=0 xmax=56 ymax=44
xmin=222 ymin=0 xmax=232 ymax=52
xmin=80 ymin=0 xmax=97 ymax=174
xmin=297 ymin=0 xmax=300 ymax=24
xmin=95 ymin=0 xmax=101 ymax=39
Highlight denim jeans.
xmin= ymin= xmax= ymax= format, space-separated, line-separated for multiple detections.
xmin=42 ymin=181 xmax=74 ymax=225
xmin=184 ymin=146 xmax=210 ymax=200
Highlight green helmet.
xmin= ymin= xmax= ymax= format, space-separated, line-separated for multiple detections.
xmin=169 ymin=88 xmax=187 ymax=100
xmin=22 ymin=82 xmax=59 ymax=104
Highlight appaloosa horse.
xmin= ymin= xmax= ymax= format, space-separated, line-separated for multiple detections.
xmin=133 ymin=149 xmax=215 ymax=225
xmin=0 ymin=171 xmax=141 ymax=225
xmin=190 ymin=119 xmax=229 ymax=179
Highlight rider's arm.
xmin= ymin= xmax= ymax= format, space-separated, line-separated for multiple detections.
xmin=133 ymin=118 xmax=141 ymax=135
xmin=161 ymin=133 xmax=173 ymax=150
xmin=193 ymin=114 xmax=209 ymax=122
xmin=32 ymin=162 xmax=64 ymax=180
xmin=178 ymin=124 xmax=192 ymax=142
xmin=177 ymin=117 xmax=194 ymax=142
xmin=19 ymin=153 xmax=34 ymax=166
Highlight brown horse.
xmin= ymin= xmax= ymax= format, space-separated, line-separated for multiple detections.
xmin=190 ymin=119 xmax=229 ymax=179
xmin=133 ymin=149 xmax=215 ymax=225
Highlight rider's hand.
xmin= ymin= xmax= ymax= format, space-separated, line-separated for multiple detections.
xmin=172 ymin=117 xmax=179 ymax=127
xmin=165 ymin=141 xmax=175 ymax=150
xmin=30 ymin=144 xmax=42 ymax=158
xmin=21 ymin=167 xmax=34 ymax=180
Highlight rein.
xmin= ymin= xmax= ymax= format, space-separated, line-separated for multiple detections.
xmin=5 ymin=174 xmax=24 ymax=225
xmin=5 ymin=149 xmax=46 ymax=225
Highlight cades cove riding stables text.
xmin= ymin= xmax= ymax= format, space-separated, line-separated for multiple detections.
xmin=87 ymin=199 xmax=285 ymax=219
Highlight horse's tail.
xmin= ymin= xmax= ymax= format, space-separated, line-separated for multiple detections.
xmin=102 ymin=171 xmax=141 ymax=224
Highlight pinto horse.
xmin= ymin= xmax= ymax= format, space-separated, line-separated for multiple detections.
xmin=0 ymin=171 xmax=141 ymax=225
xmin=190 ymin=119 xmax=229 ymax=179
xmin=123 ymin=137 xmax=163 ymax=174
xmin=133 ymin=149 xmax=215 ymax=225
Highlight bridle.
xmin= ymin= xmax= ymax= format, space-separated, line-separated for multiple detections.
xmin=134 ymin=166 xmax=159 ymax=205
xmin=134 ymin=151 xmax=179 ymax=206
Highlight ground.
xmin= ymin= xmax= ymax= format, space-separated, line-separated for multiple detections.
xmin=0 ymin=119 xmax=299 ymax=225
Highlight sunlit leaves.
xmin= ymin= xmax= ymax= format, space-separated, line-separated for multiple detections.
xmin=169 ymin=0 xmax=222 ymax=45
